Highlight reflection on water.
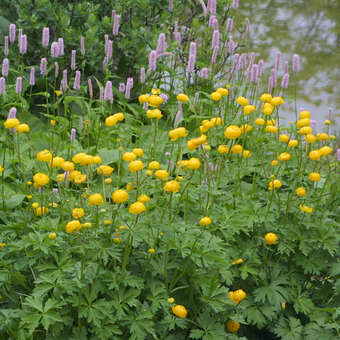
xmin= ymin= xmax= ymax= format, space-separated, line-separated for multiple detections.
xmin=237 ymin=0 xmax=340 ymax=127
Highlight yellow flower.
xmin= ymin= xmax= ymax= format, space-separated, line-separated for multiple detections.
xmin=280 ymin=134 xmax=289 ymax=143
xmin=146 ymin=109 xmax=163 ymax=119
xmin=148 ymin=248 xmax=155 ymax=254
xmin=218 ymin=145 xmax=229 ymax=154
xmin=296 ymin=118 xmax=310 ymax=128
xmin=97 ymin=165 xmax=114 ymax=176
xmin=104 ymin=220 xmax=112 ymax=225
xmin=309 ymin=150 xmax=321 ymax=161
xmin=148 ymin=161 xmax=160 ymax=170
xmin=88 ymin=193 xmax=104 ymax=206
xmin=199 ymin=216 xmax=211 ymax=226
xmin=309 ymin=172 xmax=321 ymax=182
xmin=48 ymin=232 xmax=57 ymax=240
xmin=271 ymin=96 xmax=284 ymax=106
xmin=216 ymin=88 xmax=229 ymax=96
xmin=232 ymin=258 xmax=244 ymax=265
xmin=236 ymin=96 xmax=249 ymax=106
xmin=265 ymin=232 xmax=278 ymax=245
xmin=231 ymin=144 xmax=243 ymax=154
xmin=296 ymin=187 xmax=306 ymax=197
xmin=263 ymin=103 xmax=274 ymax=115
xmin=104 ymin=178 xmax=112 ymax=184
xmin=254 ymin=118 xmax=265 ymax=126
xmin=229 ymin=289 xmax=247 ymax=304
xmin=105 ymin=115 xmax=118 ymax=127
xmin=167 ymin=297 xmax=175 ymax=304
xmin=148 ymin=94 xmax=163 ymax=107
xmin=122 ymin=152 xmax=136 ymax=162
xmin=92 ymin=155 xmax=102 ymax=164
xmin=243 ymin=105 xmax=256 ymax=115
xmin=265 ymin=125 xmax=278 ymax=133
xmin=55 ymin=90 xmax=62 ymax=96
xmin=72 ymin=208 xmax=85 ymax=219
xmin=128 ymin=160 xmax=144 ymax=172
xmin=224 ymin=125 xmax=241 ymax=139
xmin=278 ymin=152 xmax=291 ymax=161
xmin=69 ymin=170 xmax=81 ymax=181
xmin=37 ymin=150 xmax=53 ymax=162
xmin=271 ymin=160 xmax=278 ymax=166
xmin=260 ymin=93 xmax=272 ymax=102
xmin=33 ymin=173 xmax=50 ymax=187
xmin=169 ymin=127 xmax=188 ymax=141
xmin=145 ymin=169 xmax=153 ymax=176
xmin=299 ymin=127 xmax=312 ymax=135
xmin=151 ymin=88 xmax=161 ymax=95
xmin=317 ymin=133 xmax=329 ymax=141
xmin=74 ymin=174 xmax=86 ymax=184
xmin=65 ymin=220 xmax=81 ymax=233
xmin=299 ymin=110 xmax=311 ymax=119
xmin=187 ymin=157 xmax=201 ymax=170
xmin=299 ymin=204 xmax=313 ymax=213
xmin=288 ymin=140 xmax=298 ymax=148
xmin=210 ymin=91 xmax=222 ymax=101
xmin=129 ymin=201 xmax=146 ymax=214
xmin=16 ymin=123 xmax=30 ymax=133
xmin=35 ymin=207 xmax=49 ymax=216
xmin=226 ymin=320 xmax=240 ymax=333
xmin=4 ymin=118 xmax=20 ymax=129
xmin=32 ymin=202 xmax=39 ymax=208
xmin=176 ymin=93 xmax=189 ymax=103
xmin=319 ymin=146 xmax=332 ymax=156
xmin=112 ymin=189 xmax=129 ymax=204
xmin=50 ymin=156 xmax=65 ymax=168
xmin=133 ymin=148 xmax=144 ymax=157
xmin=172 ymin=305 xmax=188 ymax=318
xmin=62 ymin=161 xmax=75 ymax=171
xmin=242 ymin=150 xmax=252 ymax=158
xmin=268 ymin=179 xmax=282 ymax=190
xmin=126 ymin=183 xmax=135 ymax=191
xmin=164 ymin=180 xmax=180 ymax=193
xmin=138 ymin=194 xmax=150 ymax=203
xmin=50 ymin=119 xmax=56 ymax=126
xmin=138 ymin=94 xmax=150 ymax=103
xmin=0 ymin=165 xmax=3 ymax=173
xmin=155 ymin=169 xmax=168 ymax=180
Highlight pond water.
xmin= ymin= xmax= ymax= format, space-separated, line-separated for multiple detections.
xmin=237 ymin=0 xmax=340 ymax=129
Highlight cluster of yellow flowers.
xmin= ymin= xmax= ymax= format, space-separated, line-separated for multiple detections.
xmin=138 ymin=88 xmax=164 ymax=107
xmin=169 ymin=127 xmax=188 ymax=141
xmin=3 ymin=118 xmax=30 ymax=133
xmin=199 ymin=117 xmax=222 ymax=133
xmin=105 ymin=112 xmax=125 ymax=127
xmin=210 ymin=87 xmax=229 ymax=101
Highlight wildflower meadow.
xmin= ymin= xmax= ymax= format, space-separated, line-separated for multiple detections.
xmin=0 ymin=0 xmax=339 ymax=339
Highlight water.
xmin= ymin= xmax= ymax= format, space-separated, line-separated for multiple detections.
xmin=236 ymin=0 xmax=340 ymax=129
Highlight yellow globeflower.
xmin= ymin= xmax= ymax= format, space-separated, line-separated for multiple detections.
xmin=48 ymin=232 xmax=57 ymax=240
xmin=148 ymin=161 xmax=160 ymax=170
xmin=305 ymin=134 xmax=316 ymax=143
xmin=231 ymin=144 xmax=243 ymax=154
xmin=278 ymin=152 xmax=291 ymax=161
xmin=51 ymin=156 xmax=65 ymax=168
xmin=216 ymin=88 xmax=229 ymax=96
xmin=319 ymin=146 xmax=332 ymax=156
xmin=309 ymin=172 xmax=321 ymax=182
xmin=88 ymin=193 xmax=104 ymax=206
xmin=187 ymin=158 xmax=201 ymax=170
xmin=138 ymin=94 xmax=150 ymax=103
xmin=265 ymin=126 xmax=278 ymax=133
xmin=309 ymin=150 xmax=321 ymax=161
xmin=33 ymin=173 xmax=50 ymax=187
xmin=236 ymin=96 xmax=249 ymax=106
xmin=226 ymin=320 xmax=240 ymax=333
xmin=243 ymin=105 xmax=256 ymax=115
xmin=62 ymin=161 xmax=75 ymax=171
xmin=299 ymin=110 xmax=311 ymax=119
xmin=35 ymin=207 xmax=49 ymax=216
xmin=65 ymin=220 xmax=81 ymax=233
xmin=37 ymin=150 xmax=53 ymax=162
xmin=299 ymin=204 xmax=313 ymax=213
xmin=138 ymin=194 xmax=150 ymax=203
xmin=279 ymin=134 xmax=289 ymax=143
xmin=296 ymin=187 xmax=306 ymax=197
xmin=271 ymin=96 xmax=284 ymax=106
xmin=72 ymin=208 xmax=85 ymax=219
xmin=254 ymin=118 xmax=265 ymax=126
xmin=271 ymin=160 xmax=278 ymax=166
xmin=4 ymin=118 xmax=20 ymax=129
xmin=242 ymin=150 xmax=252 ymax=158
xmin=176 ymin=93 xmax=189 ymax=103
xmin=164 ymin=180 xmax=180 ymax=193
xmin=299 ymin=127 xmax=312 ymax=135
xmin=265 ymin=232 xmax=278 ymax=245
xmin=105 ymin=115 xmax=118 ymax=127
xmin=317 ymin=133 xmax=329 ymax=141
xmin=172 ymin=305 xmax=188 ymax=318
xmin=224 ymin=125 xmax=241 ymax=139
xmin=148 ymin=95 xmax=163 ymax=107
xmin=210 ymin=91 xmax=222 ymax=101
xmin=288 ymin=140 xmax=298 ymax=148
xmin=129 ymin=201 xmax=146 ymax=214
xmin=112 ymin=189 xmax=129 ymax=204
xmin=268 ymin=179 xmax=282 ymax=190
xmin=122 ymin=152 xmax=137 ymax=162
xmin=260 ymin=93 xmax=272 ymax=102
xmin=97 ymin=165 xmax=114 ymax=176
xmin=133 ymin=148 xmax=144 ymax=157
xmin=232 ymin=258 xmax=244 ymax=265
xmin=218 ymin=145 xmax=229 ymax=154
xmin=296 ymin=118 xmax=310 ymax=128
xmin=146 ymin=109 xmax=163 ymax=119
xmin=128 ymin=160 xmax=144 ymax=172
xmin=155 ymin=170 xmax=168 ymax=180
xmin=263 ymin=103 xmax=274 ymax=115
xmin=199 ymin=216 xmax=211 ymax=226
xmin=16 ymin=123 xmax=30 ymax=133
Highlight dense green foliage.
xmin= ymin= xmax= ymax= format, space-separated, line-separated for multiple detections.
xmin=0 ymin=1 xmax=339 ymax=339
